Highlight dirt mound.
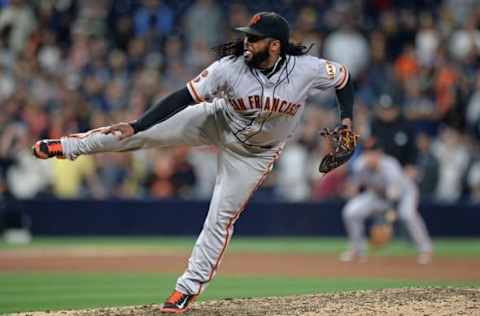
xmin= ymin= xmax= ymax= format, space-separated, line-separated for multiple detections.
xmin=10 ymin=287 xmax=480 ymax=316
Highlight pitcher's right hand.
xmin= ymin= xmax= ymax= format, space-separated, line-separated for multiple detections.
xmin=102 ymin=122 xmax=135 ymax=140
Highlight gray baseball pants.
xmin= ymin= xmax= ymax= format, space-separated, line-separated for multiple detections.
xmin=342 ymin=190 xmax=433 ymax=254
xmin=61 ymin=102 xmax=282 ymax=295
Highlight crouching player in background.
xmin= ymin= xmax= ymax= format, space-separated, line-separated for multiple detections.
xmin=340 ymin=138 xmax=433 ymax=264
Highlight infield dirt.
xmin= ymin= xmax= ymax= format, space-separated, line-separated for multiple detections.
xmin=8 ymin=287 xmax=480 ymax=316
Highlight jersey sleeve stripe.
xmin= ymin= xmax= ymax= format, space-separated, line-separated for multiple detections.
xmin=336 ymin=65 xmax=349 ymax=90
xmin=187 ymin=81 xmax=204 ymax=103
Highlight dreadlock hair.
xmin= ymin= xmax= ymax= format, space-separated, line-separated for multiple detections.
xmin=283 ymin=42 xmax=314 ymax=56
xmin=212 ymin=38 xmax=244 ymax=59
xmin=212 ymin=38 xmax=313 ymax=60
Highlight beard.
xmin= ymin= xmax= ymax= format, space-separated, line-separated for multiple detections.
xmin=244 ymin=47 xmax=270 ymax=68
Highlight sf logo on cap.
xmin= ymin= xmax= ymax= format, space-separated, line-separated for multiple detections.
xmin=249 ymin=14 xmax=261 ymax=26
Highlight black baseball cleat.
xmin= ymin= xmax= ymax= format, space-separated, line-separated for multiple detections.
xmin=160 ymin=290 xmax=197 ymax=314
xmin=32 ymin=139 xmax=65 ymax=159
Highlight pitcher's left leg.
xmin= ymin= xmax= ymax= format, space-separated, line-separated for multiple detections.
xmin=175 ymin=146 xmax=282 ymax=296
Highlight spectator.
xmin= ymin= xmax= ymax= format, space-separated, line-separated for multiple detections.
xmin=143 ymin=148 xmax=196 ymax=199
xmin=402 ymin=77 xmax=437 ymax=133
xmin=72 ymin=0 xmax=108 ymax=38
xmin=323 ymin=17 xmax=370 ymax=79
xmin=225 ymin=3 xmax=249 ymax=40
xmin=448 ymin=13 xmax=480 ymax=62
xmin=51 ymin=156 xmax=96 ymax=198
xmin=311 ymin=165 xmax=348 ymax=201
xmin=466 ymin=76 xmax=480 ymax=138
xmin=467 ymin=160 xmax=480 ymax=202
xmin=432 ymin=126 xmax=470 ymax=202
xmin=370 ymin=94 xmax=417 ymax=167
xmin=183 ymin=0 xmax=224 ymax=50
xmin=415 ymin=12 xmax=439 ymax=68
xmin=171 ymin=146 xmax=197 ymax=199
xmin=276 ymin=141 xmax=310 ymax=201
xmin=0 ymin=0 xmax=37 ymax=55
xmin=91 ymin=153 xmax=135 ymax=198
xmin=2 ymin=125 xmax=51 ymax=198
xmin=292 ymin=7 xmax=322 ymax=57
xmin=433 ymin=49 xmax=459 ymax=120
xmin=188 ymin=147 xmax=217 ymax=200
xmin=394 ymin=44 xmax=418 ymax=83
xmin=414 ymin=132 xmax=439 ymax=199
xmin=356 ymin=30 xmax=395 ymax=106
xmin=134 ymin=0 xmax=173 ymax=42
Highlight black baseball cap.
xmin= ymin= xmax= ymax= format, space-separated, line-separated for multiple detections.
xmin=235 ymin=12 xmax=290 ymax=47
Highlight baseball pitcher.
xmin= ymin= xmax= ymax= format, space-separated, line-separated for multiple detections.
xmin=33 ymin=12 xmax=356 ymax=313
xmin=340 ymin=141 xmax=433 ymax=264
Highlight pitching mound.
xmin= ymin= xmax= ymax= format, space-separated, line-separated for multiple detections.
xmin=10 ymin=287 xmax=479 ymax=316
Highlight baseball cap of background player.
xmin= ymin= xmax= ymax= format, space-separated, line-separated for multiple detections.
xmin=235 ymin=12 xmax=290 ymax=48
xmin=363 ymin=136 xmax=385 ymax=151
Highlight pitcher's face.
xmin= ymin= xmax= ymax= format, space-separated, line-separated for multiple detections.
xmin=243 ymin=36 xmax=272 ymax=68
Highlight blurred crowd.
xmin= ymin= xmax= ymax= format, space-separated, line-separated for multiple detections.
xmin=1 ymin=0 xmax=480 ymax=203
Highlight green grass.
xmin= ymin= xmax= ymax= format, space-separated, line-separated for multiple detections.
xmin=1 ymin=237 xmax=480 ymax=257
xmin=1 ymin=237 xmax=479 ymax=314
xmin=0 ymin=272 xmax=477 ymax=314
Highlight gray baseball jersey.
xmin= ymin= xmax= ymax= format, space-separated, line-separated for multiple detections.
xmin=60 ymin=54 xmax=349 ymax=296
xmin=187 ymin=55 xmax=349 ymax=148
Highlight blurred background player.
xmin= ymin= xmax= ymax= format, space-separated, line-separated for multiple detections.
xmin=340 ymin=139 xmax=433 ymax=264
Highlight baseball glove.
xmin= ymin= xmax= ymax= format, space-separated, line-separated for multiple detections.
xmin=369 ymin=209 xmax=397 ymax=248
xmin=318 ymin=125 xmax=358 ymax=174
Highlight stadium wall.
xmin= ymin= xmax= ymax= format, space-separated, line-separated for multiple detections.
xmin=1 ymin=199 xmax=479 ymax=236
